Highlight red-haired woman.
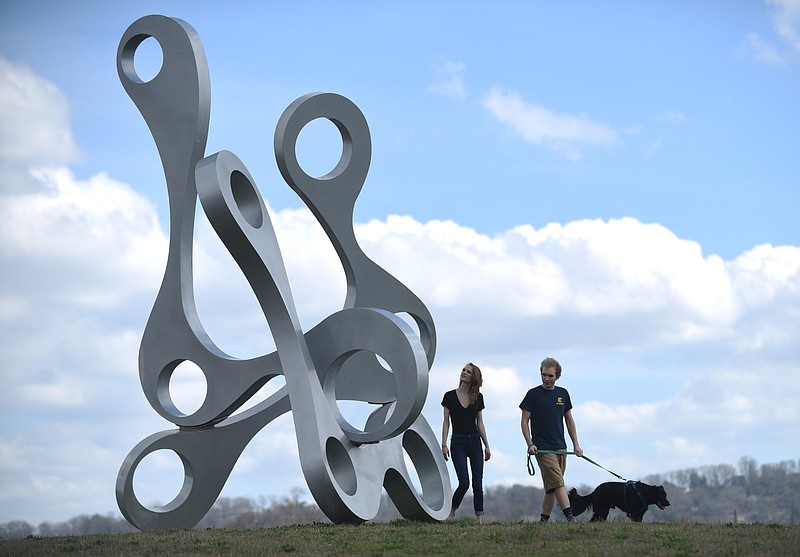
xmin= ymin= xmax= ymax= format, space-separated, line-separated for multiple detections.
xmin=441 ymin=362 xmax=491 ymax=523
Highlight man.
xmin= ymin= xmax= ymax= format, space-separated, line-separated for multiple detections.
xmin=520 ymin=357 xmax=583 ymax=522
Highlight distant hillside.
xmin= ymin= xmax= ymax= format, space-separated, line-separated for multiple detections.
xmin=1 ymin=456 xmax=797 ymax=539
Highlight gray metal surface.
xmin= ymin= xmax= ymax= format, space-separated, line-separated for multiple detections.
xmin=115 ymin=15 xmax=450 ymax=530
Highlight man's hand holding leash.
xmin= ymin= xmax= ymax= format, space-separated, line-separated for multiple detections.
xmin=527 ymin=443 xmax=585 ymax=457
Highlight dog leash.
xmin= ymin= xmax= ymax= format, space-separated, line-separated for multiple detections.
xmin=526 ymin=450 xmax=629 ymax=481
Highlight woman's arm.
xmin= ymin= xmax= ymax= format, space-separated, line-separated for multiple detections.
xmin=441 ymin=406 xmax=451 ymax=461
xmin=476 ymin=410 xmax=491 ymax=461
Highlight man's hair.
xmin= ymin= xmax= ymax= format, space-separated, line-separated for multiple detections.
xmin=540 ymin=357 xmax=562 ymax=378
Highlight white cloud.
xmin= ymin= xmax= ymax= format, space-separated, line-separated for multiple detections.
xmin=357 ymin=216 xmax=782 ymax=353
xmin=3 ymin=174 xmax=798 ymax=522
xmin=0 ymin=437 xmax=28 ymax=471
xmin=19 ymin=380 xmax=87 ymax=409
xmin=743 ymin=31 xmax=788 ymax=65
xmin=661 ymin=111 xmax=686 ymax=123
xmin=767 ymin=0 xmax=800 ymax=52
xmin=476 ymin=366 xmax=527 ymax=422
xmin=0 ymin=166 xmax=167 ymax=314
xmin=0 ymin=56 xmax=79 ymax=168
xmin=429 ymin=57 xmax=467 ymax=100
xmin=741 ymin=1 xmax=800 ymax=65
xmin=574 ymin=364 xmax=800 ymax=476
xmin=482 ymin=87 xmax=617 ymax=159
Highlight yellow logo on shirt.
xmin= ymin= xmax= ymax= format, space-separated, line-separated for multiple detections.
xmin=556 ymin=397 xmax=563 ymax=405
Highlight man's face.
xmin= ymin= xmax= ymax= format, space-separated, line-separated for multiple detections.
xmin=540 ymin=367 xmax=558 ymax=390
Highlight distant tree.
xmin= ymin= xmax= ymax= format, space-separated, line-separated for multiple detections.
xmin=739 ymin=456 xmax=759 ymax=496
xmin=0 ymin=520 xmax=33 ymax=539
xmin=704 ymin=464 xmax=736 ymax=488
xmin=256 ymin=489 xmax=328 ymax=526
xmin=197 ymin=496 xmax=259 ymax=528
xmin=1 ymin=456 xmax=797 ymax=538
xmin=482 ymin=484 xmax=546 ymax=521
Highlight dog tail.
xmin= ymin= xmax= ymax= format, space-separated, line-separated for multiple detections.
xmin=568 ymin=487 xmax=592 ymax=517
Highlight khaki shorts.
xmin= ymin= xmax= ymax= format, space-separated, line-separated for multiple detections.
xmin=535 ymin=451 xmax=568 ymax=493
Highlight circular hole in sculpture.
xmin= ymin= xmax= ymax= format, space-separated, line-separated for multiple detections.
xmin=375 ymin=354 xmax=391 ymax=371
xmin=132 ymin=36 xmax=163 ymax=82
xmin=333 ymin=350 xmax=396 ymax=434
xmin=133 ymin=449 xmax=188 ymax=512
xmin=169 ymin=360 xmax=207 ymax=416
xmin=296 ymin=117 xmax=344 ymax=179
xmin=396 ymin=311 xmax=433 ymax=361
xmin=230 ymin=170 xmax=264 ymax=229
xmin=401 ymin=447 xmax=423 ymax=495
xmin=402 ymin=429 xmax=445 ymax=508
xmin=395 ymin=312 xmax=421 ymax=340
xmin=325 ymin=437 xmax=357 ymax=496
xmin=336 ymin=400 xmax=385 ymax=433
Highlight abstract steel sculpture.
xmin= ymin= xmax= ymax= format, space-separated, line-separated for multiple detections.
xmin=115 ymin=15 xmax=451 ymax=530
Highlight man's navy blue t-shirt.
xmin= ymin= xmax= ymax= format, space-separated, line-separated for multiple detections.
xmin=519 ymin=386 xmax=572 ymax=450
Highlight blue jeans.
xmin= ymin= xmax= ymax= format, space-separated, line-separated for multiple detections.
xmin=449 ymin=433 xmax=484 ymax=515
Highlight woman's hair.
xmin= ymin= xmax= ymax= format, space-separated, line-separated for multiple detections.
xmin=464 ymin=362 xmax=483 ymax=404
xmin=540 ymin=357 xmax=562 ymax=378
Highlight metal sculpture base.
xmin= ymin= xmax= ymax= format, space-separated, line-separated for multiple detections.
xmin=114 ymin=15 xmax=450 ymax=530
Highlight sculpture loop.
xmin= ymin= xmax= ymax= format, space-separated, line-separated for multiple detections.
xmin=115 ymin=14 xmax=450 ymax=530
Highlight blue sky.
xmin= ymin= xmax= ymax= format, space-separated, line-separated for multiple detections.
xmin=1 ymin=1 xmax=798 ymax=525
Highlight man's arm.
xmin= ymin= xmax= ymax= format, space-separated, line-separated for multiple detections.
xmin=521 ymin=409 xmax=536 ymax=454
xmin=564 ymin=409 xmax=583 ymax=457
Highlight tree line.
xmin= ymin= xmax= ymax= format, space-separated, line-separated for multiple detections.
xmin=2 ymin=456 xmax=797 ymax=539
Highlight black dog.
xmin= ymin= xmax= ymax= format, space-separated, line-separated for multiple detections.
xmin=568 ymin=481 xmax=670 ymax=522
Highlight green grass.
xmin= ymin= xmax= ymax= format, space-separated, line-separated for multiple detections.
xmin=2 ymin=520 xmax=799 ymax=556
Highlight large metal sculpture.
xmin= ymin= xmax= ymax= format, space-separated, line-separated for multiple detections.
xmin=115 ymin=15 xmax=450 ymax=530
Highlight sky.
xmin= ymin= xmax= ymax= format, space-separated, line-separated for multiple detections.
xmin=1 ymin=0 xmax=798 ymax=526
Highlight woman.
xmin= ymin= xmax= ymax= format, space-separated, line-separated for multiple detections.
xmin=441 ymin=362 xmax=491 ymax=523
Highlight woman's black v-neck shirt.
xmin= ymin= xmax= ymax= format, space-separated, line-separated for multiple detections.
xmin=442 ymin=390 xmax=485 ymax=434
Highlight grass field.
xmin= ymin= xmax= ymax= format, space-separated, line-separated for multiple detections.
xmin=2 ymin=520 xmax=798 ymax=556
